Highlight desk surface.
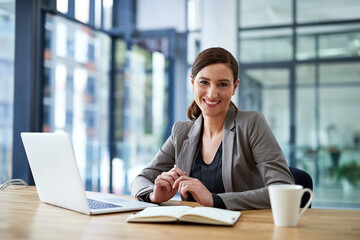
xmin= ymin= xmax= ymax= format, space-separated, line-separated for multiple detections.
xmin=1 ymin=186 xmax=359 ymax=240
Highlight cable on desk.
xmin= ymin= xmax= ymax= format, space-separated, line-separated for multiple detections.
xmin=0 ymin=179 xmax=28 ymax=191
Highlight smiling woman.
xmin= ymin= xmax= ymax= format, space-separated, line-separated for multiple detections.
xmin=131 ymin=47 xmax=295 ymax=211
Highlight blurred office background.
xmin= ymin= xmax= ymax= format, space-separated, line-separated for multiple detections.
xmin=0 ymin=0 xmax=359 ymax=209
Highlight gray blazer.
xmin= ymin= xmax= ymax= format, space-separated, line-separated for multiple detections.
xmin=131 ymin=108 xmax=295 ymax=210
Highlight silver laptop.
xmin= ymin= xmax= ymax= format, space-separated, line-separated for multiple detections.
xmin=21 ymin=132 xmax=156 ymax=215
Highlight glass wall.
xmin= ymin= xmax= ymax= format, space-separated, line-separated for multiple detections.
xmin=113 ymin=37 xmax=170 ymax=194
xmin=0 ymin=0 xmax=15 ymax=183
xmin=42 ymin=14 xmax=111 ymax=192
xmin=38 ymin=2 xmax=175 ymax=195
xmin=239 ymin=0 xmax=360 ymax=208
xmin=241 ymin=68 xmax=291 ymax=159
xmin=296 ymin=63 xmax=360 ymax=207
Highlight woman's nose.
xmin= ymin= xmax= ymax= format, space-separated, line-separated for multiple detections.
xmin=207 ymin=85 xmax=218 ymax=99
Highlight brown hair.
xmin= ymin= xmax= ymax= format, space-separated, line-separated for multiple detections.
xmin=187 ymin=47 xmax=239 ymax=120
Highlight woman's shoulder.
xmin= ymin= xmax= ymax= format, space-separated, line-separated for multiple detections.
xmin=229 ymin=109 xmax=268 ymax=130
xmin=168 ymin=120 xmax=197 ymax=146
xmin=172 ymin=120 xmax=194 ymax=135
xmin=234 ymin=109 xmax=265 ymax=122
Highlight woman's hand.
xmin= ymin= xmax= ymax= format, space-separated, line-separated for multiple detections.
xmin=173 ymin=176 xmax=213 ymax=207
xmin=149 ymin=166 xmax=187 ymax=203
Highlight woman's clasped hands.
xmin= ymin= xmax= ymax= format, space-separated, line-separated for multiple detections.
xmin=149 ymin=166 xmax=213 ymax=207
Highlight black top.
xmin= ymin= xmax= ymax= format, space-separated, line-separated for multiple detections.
xmin=187 ymin=135 xmax=226 ymax=209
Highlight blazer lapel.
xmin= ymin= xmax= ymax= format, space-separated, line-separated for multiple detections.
xmin=222 ymin=108 xmax=236 ymax=192
xmin=177 ymin=109 xmax=236 ymax=192
xmin=177 ymin=115 xmax=202 ymax=176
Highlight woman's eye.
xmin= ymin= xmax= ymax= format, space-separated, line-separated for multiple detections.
xmin=199 ymin=81 xmax=207 ymax=85
xmin=219 ymin=83 xmax=228 ymax=87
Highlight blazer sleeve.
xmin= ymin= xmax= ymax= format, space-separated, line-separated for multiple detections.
xmin=219 ymin=111 xmax=295 ymax=210
xmin=130 ymin=122 xmax=187 ymax=200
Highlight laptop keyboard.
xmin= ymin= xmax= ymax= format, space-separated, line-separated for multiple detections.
xmin=87 ymin=198 xmax=122 ymax=209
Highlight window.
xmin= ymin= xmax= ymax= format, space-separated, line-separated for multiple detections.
xmin=239 ymin=0 xmax=360 ymax=208
xmin=75 ymin=0 xmax=90 ymax=23
xmin=113 ymin=37 xmax=171 ymax=193
xmin=0 ymin=0 xmax=15 ymax=183
xmin=239 ymin=0 xmax=292 ymax=27
xmin=187 ymin=0 xmax=203 ymax=107
xmin=240 ymin=28 xmax=292 ymax=62
xmin=43 ymin=14 xmax=111 ymax=191
xmin=297 ymin=24 xmax=360 ymax=60
xmin=297 ymin=0 xmax=360 ymax=23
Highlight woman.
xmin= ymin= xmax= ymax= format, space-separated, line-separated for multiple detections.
xmin=131 ymin=47 xmax=294 ymax=210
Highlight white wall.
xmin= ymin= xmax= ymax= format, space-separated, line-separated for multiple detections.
xmin=136 ymin=0 xmax=186 ymax=32
xmin=201 ymin=0 xmax=238 ymax=57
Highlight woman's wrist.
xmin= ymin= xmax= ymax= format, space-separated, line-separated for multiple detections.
xmin=212 ymin=193 xmax=226 ymax=209
xmin=140 ymin=192 xmax=154 ymax=203
xmin=149 ymin=191 xmax=155 ymax=203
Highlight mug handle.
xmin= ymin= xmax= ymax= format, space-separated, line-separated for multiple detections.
xmin=298 ymin=188 xmax=314 ymax=219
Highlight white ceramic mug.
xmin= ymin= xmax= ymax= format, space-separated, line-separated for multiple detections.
xmin=268 ymin=184 xmax=314 ymax=227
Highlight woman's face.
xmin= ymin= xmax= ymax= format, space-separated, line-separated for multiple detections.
xmin=191 ymin=63 xmax=239 ymax=119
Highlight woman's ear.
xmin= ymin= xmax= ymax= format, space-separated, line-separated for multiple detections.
xmin=190 ymin=74 xmax=195 ymax=89
xmin=233 ymin=78 xmax=240 ymax=95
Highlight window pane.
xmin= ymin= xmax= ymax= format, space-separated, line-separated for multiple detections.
xmin=296 ymin=63 xmax=360 ymax=208
xmin=113 ymin=39 xmax=126 ymax=192
xmin=242 ymin=69 xmax=290 ymax=159
xmin=319 ymin=31 xmax=360 ymax=59
xmin=297 ymin=0 xmax=360 ymax=23
xmin=113 ymin=38 xmax=170 ymax=194
xmin=240 ymin=29 xmax=292 ymax=62
xmin=297 ymin=24 xmax=360 ymax=60
xmin=43 ymin=14 xmax=111 ymax=192
xmin=319 ymin=63 xmax=360 ymax=206
xmin=296 ymin=35 xmax=316 ymax=60
xmin=240 ymin=0 xmax=292 ymax=27
xmin=57 ymin=0 xmax=68 ymax=14
xmin=296 ymin=64 xmax=316 ymax=178
xmin=0 ymin=0 xmax=15 ymax=183
xmin=75 ymin=0 xmax=89 ymax=23
xmin=103 ymin=0 xmax=113 ymax=29
xmin=187 ymin=32 xmax=201 ymax=64
xmin=95 ymin=0 xmax=102 ymax=28
xmin=187 ymin=0 xmax=202 ymax=31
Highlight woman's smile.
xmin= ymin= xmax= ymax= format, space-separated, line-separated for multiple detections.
xmin=203 ymin=99 xmax=220 ymax=106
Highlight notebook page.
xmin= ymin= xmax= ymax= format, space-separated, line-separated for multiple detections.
xmin=132 ymin=206 xmax=192 ymax=219
xmin=180 ymin=207 xmax=241 ymax=225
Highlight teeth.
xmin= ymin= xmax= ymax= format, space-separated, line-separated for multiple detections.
xmin=205 ymin=100 xmax=218 ymax=105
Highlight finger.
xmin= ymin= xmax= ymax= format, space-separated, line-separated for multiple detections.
xmin=159 ymin=172 xmax=177 ymax=186
xmin=166 ymin=171 xmax=182 ymax=182
xmin=172 ymin=166 xmax=187 ymax=177
xmin=154 ymin=177 xmax=172 ymax=192
xmin=178 ymin=180 xmax=195 ymax=198
xmin=172 ymin=176 xmax=192 ymax=189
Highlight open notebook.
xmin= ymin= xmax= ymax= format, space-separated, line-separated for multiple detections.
xmin=127 ymin=206 xmax=241 ymax=226
xmin=21 ymin=132 xmax=156 ymax=215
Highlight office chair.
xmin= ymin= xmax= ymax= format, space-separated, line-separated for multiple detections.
xmin=289 ymin=167 xmax=313 ymax=208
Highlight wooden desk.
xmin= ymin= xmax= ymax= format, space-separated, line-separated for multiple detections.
xmin=1 ymin=186 xmax=359 ymax=240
